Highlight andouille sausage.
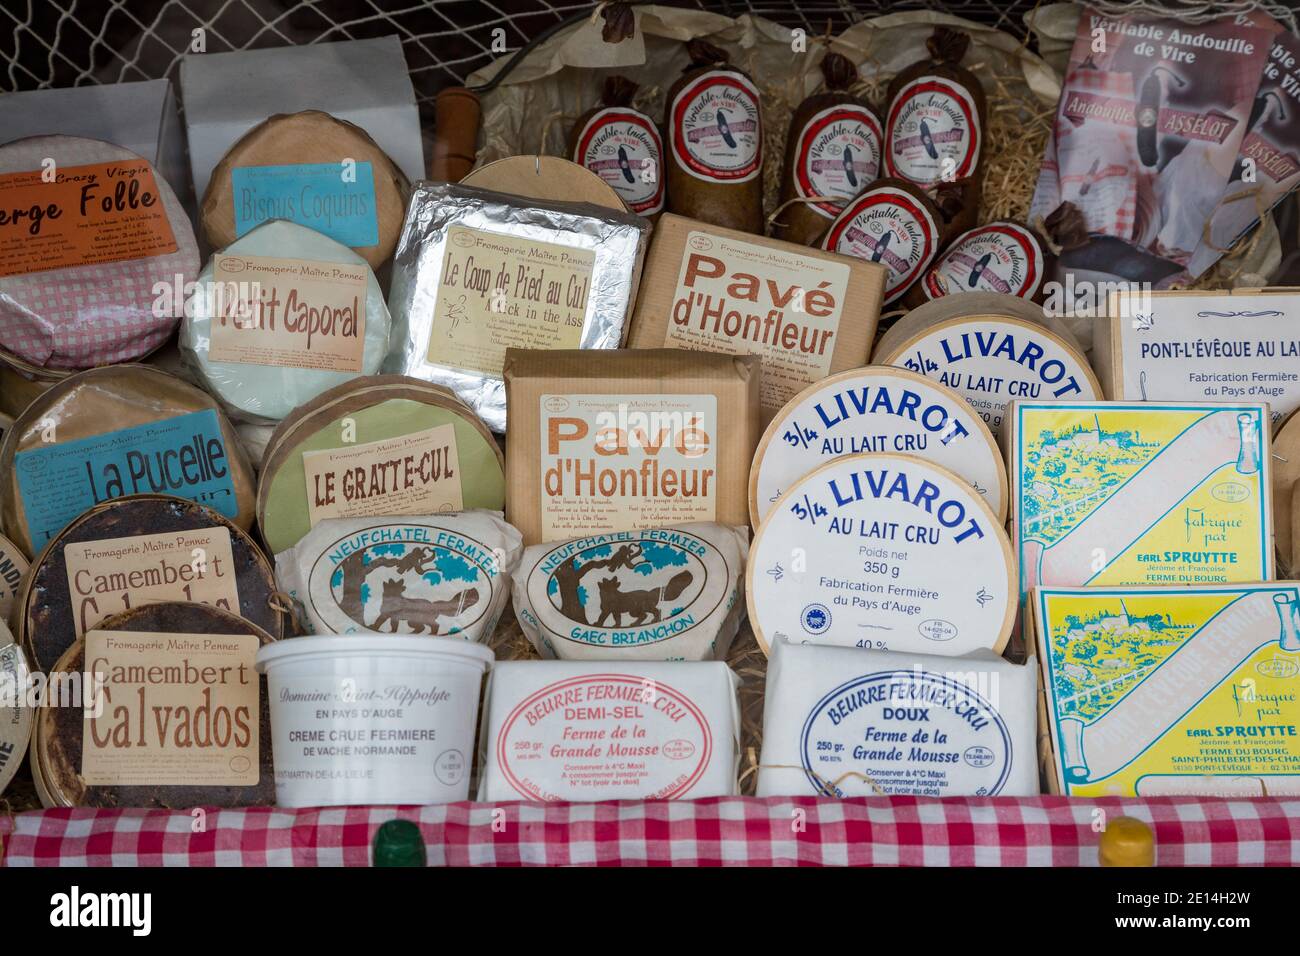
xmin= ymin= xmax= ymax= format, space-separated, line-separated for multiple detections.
xmin=569 ymin=75 xmax=666 ymax=220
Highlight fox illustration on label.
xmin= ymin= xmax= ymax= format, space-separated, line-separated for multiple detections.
xmin=372 ymin=579 xmax=481 ymax=634
xmin=595 ymin=571 xmax=694 ymax=627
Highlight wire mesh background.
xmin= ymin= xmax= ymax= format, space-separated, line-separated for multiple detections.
xmin=0 ymin=0 xmax=1048 ymax=124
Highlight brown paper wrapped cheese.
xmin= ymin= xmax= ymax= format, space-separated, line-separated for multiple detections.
xmin=775 ymin=53 xmax=882 ymax=247
xmin=0 ymin=365 xmax=256 ymax=559
xmin=17 ymin=495 xmax=283 ymax=674
xmin=569 ymin=76 xmax=666 ymax=219
xmin=818 ymin=177 xmax=943 ymax=306
xmin=200 ymin=110 xmax=409 ymax=270
xmin=883 ymin=28 xmax=987 ymax=211
xmin=504 ymin=348 xmax=760 ymax=545
xmin=35 ymin=601 xmax=276 ymax=809
xmin=666 ymin=40 xmax=764 ymax=234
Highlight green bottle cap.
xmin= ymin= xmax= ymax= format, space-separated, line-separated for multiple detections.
xmin=373 ymin=819 xmax=427 ymax=867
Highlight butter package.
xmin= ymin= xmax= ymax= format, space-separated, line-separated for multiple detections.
xmin=386 ymin=182 xmax=650 ymax=432
xmin=1097 ymin=289 xmax=1300 ymax=423
xmin=749 ymin=366 xmax=1006 ymax=526
xmin=1034 ymin=583 xmax=1300 ymax=796
xmin=756 ymin=639 xmax=1039 ymax=798
xmin=503 ymin=349 xmax=760 ymax=546
xmin=276 ymin=511 xmax=522 ymax=640
xmin=872 ymin=292 xmax=1100 ymax=438
xmin=748 ymin=452 xmax=1015 ymax=658
xmin=179 ymin=220 xmax=392 ymax=424
xmin=627 ymin=213 xmax=886 ymax=418
xmin=256 ymin=375 xmax=505 ymax=555
xmin=34 ymin=601 xmax=275 ymax=808
xmin=1011 ymin=401 xmax=1274 ymax=600
xmin=0 ymin=627 xmax=32 ymax=797
xmin=0 ymin=365 xmax=256 ymax=558
xmin=478 ymin=659 xmax=741 ymax=802
xmin=511 ymin=523 xmax=747 ymax=661
xmin=17 ymin=495 xmax=283 ymax=674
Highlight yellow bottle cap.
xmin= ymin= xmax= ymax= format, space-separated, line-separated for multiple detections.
xmin=1099 ymin=816 xmax=1155 ymax=867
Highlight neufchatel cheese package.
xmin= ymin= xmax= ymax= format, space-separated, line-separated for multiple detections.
xmin=1011 ymin=401 xmax=1274 ymax=600
xmin=757 ymin=639 xmax=1039 ymax=798
xmin=1034 ymin=583 xmax=1300 ymax=797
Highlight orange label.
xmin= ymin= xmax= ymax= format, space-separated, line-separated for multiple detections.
xmin=0 ymin=160 xmax=178 ymax=278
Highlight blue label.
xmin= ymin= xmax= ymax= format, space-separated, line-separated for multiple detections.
xmin=15 ymin=409 xmax=237 ymax=548
xmin=230 ymin=162 xmax=379 ymax=248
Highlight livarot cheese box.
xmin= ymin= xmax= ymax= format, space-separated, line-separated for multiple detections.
xmin=1097 ymin=289 xmax=1300 ymax=423
xmin=1010 ymin=401 xmax=1274 ymax=601
xmin=627 ymin=214 xmax=886 ymax=420
xmin=1034 ymin=583 xmax=1300 ymax=797
xmin=503 ymin=348 xmax=760 ymax=546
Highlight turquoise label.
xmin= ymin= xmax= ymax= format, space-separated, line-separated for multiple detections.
xmin=231 ymin=162 xmax=379 ymax=248
xmin=15 ymin=409 xmax=237 ymax=548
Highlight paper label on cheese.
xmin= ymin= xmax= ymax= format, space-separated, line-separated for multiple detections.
xmin=668 ymin=232 xmax=846 ymax=409
xmin=540 ymin=394 xmax=718 ymax=540
xmin=1111 ymin=291 xmax=1300 ymax=422
xmin=63 ymin=527 xmax=240 ymax=638
xmin=885 ymin=76 xmax=982 ymax=187
xmin=670 ymin=70 xmax=762 ymax=183
xmin=1036 ymin=584 xmax=1300 ymax=797
xmin=515 ymin=525 xmax=743 ymax=659
xmin=231 ymin=162 xmax=379 ymax=248
xmin=81 ymin=630 xmax=259 ymax=787
xmin=0 ymin=535 xmax=28 ymax=622
xmin=1014 ymin=403 xmax=1272 ymax=599
xmin=794 ymin=105 xmax=882 ymax=217
xmin=825 ymin=187 xmax=936 ymax=303
xmin=428 ymin=226 xmax=591 ymax=377
xmin=923 ymin=224 xmax=1044 ymax=300
xmin=302 ymin=424 xmax=463 ymax=527
xmin=0 ymin=642 xmax=32 ymax=795
xmin=885 ymin=317 xmax=1095 ymax=437
xmin=296 ymin=520 xmax=506 ymax=636
xmin=494 ymin=673 xmax=715 ymax=800
xmin=14 ymin=409 xmax=238 ymax=551
xmin=574 ymin=108 xmax=665 ymax=215
xmin=753 ymin=369 xmax=1004 ymax=524
xmin=207 ymin=254 xmax=367 ymax=372
xmin=749 ymin=453 xmax=1013 ymax=656
xmin=0 ymin=160 xmax=178 ymax=278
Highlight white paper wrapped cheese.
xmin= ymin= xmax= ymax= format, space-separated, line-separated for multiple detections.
xmin=275 ymin=511 xmax=522 ymax=641
xmin=756 ymin=639 xmax=1038 ymax=798
xmin=180 ymin=220 xmax=391 ymax=423
xmin=512 ymin=523 xmax=747 ymax=661
xmin=748 ymin=452 xmax=1015 ymax=658
xmin=478 ymin=660 xmax=740 ymax=802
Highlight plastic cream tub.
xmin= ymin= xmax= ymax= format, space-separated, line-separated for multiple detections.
xmin=256 ymin=634 xmax=493 ymax=807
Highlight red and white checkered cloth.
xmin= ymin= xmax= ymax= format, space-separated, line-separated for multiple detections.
xmin=3 ymin=796 xmax=1297 ymax=866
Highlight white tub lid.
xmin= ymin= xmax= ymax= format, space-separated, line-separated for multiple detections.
xmin=256 ymin=633 xmax=495 ymax=671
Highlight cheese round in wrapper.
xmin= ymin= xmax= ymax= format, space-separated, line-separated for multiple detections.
xmin=275 ymin=511 xmax=521 ymax=640
xmin=748 ymin=452 xmax=1015 ymax=658
xmin=256 ymin=375 xmax=505 ymax=555
xmin=756 ymin=639 xmax=1038 ymax=798
xmin=512 ymin=523 xmax=747 ymax=661
xmin=0 ymin=627 xmax=33 ymax=797
xmin=478 ymin=660 xmax=740 ymax=802
xmin=0 ymin=135 xmax=199 ymax=372
xmin=749 ymin=366 xmax=1006 ymax=526
xmin=180 ymin=220 xmax=392 ymax=423
xmin=36 ymin=601 xmax=276 ymax=809
xmin=17 ymin=494 xmax=283 ymax=674
xmin=0 ymin=365 xmax=256 ymax=558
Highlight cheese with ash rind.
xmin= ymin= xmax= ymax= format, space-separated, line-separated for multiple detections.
xmin=180 ymin=220 xmax=392 ymax=423
xmin=478 ymin=659 xmax=740 ymax=802
xmin=512 ymin=523 xmax=747 ymax=661
xmin=1011 ymin=401 xmax=1274 ymax=601
xmin=872 ymin=292 xmax=1100 ymax=438
xmin=275 ymin=511 xmax=521 ymax=641
xmin=1035 ymin=583 xmax=1300 ymax=797
xmin=749 ymin=365 xmax=1006 ymax=526
xmin=757 ymin=639 xmax=1038 ymax=798
xmin=748 ymin=452 xmax=1015 ymax=658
